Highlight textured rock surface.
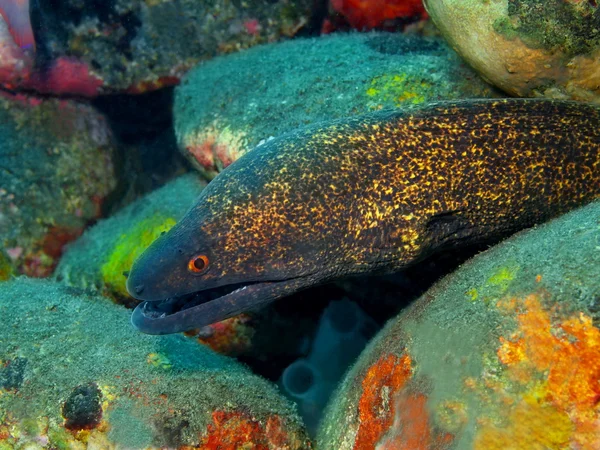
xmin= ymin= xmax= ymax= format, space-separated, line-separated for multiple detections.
xmin=0 ymin=278 xmax=310 ymax=449
xmin=56 ymin=174 xmax=205 ymax=304
xmin=0 ymin=93 xmax=117 ymax=277
xmin=425 ymin=0 xmax=600 ymax=102
xmin=319 ymin=200 xmax=600 ymax=449
xmin=175 ymin=32 xmax=499 ymax=178
xmin=0 ymin=0 xmax=313 ymax=96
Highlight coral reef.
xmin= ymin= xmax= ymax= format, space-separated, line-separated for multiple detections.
xmin=175 ymin=32 xmax=499 ymax=178
xmin=56 ymin=174 xmax=205 ymax=303
xmin=0 ymin=278 xmax=310 ymax=449
xmin=425 ymin=0 xmax=600 ymax=101
xmin=0 ymin=93 xmax=117 ymax=277
xmin=0 ymin=0 xmax=313 ymax=96
xmin=319 ymin=200 xmax=600 ymax=448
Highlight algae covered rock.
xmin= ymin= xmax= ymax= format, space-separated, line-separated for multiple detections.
xmin=175 ymin=32 xmax=499 ymax=178
xmin=56 ymin=174 xmax=205 ymax=303
xmin=319 ymin=201 xmax=600 ymax=449
xmin=0 ymin=94 xmax=117 ymax=278
xmin=0 ymin=0 xmax=313 ymax=96
xmin=0 ymin=278 xmax=310 ymax=449
xmin=425 ymin=0 xmax=600 ymax=102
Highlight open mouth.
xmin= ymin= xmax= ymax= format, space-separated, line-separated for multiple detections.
xmin=131 ymin=277 xmax=312 ymax=335
xmin=139 ymin=281 xmax=263 ymax=319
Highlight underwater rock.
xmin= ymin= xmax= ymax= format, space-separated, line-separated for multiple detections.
xmin=0 ymin=0 xmax=313 ymax=97
xmin=0 ymin=93 xmax=117 ymax=278
xmin=425 ymin=0 xmax=600 ymax=102
xmin=174 ymin=32 xmax=499 ymax=178
xmin=62 ymin=383 xmax=103 ymax=431
xmin=0 ymin=278 xmax=310 ymax=449
xmin=56 ymin=174 xmax=205 ymax=304
xmin=318 ymin=201 xmax=600 ymax=449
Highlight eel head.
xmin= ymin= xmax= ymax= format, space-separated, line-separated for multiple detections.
xmin=126 ymin=137 xmax=361 ymax=334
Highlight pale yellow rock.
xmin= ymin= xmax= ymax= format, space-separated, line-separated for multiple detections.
xmin=425 ymin=0 xmax=600 ymax=102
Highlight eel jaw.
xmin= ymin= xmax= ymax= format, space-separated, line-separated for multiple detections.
xmin=131 ymin=277 xmax=312 ymax=335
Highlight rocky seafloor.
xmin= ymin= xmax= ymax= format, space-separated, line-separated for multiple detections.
xmin=1 ymin=1 xmax=600 ymax=448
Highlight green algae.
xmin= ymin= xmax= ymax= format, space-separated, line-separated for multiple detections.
xmin=146 ymin=352 xmax=173 ymax=370
xmin=365 ymin=73 xmax=433 ymax=105
xmin=101 ymin=215 xmax=176 ymax=298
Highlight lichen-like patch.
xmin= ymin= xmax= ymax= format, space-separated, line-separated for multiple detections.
xmin=378 ymin=392 xmax=454 ymax=450
xmin=181 ymin=122 xmax=249 ymax=179
xmin=0 ymin=251 xmax=13 ymax=282
xmin=101 ymin=215 xmax=176 ymax=299
xmin=366 ymin=74 xmax=433 ymax=106
xmin=493 ymin=0 xmax=600 ymax=57
xmin=473 ymin=293 xmax=600 ymax=449
xmin=354 ymin=354 xmax=412 ymax=449
xmin=198 ymin=411 xmax=298 ymax=449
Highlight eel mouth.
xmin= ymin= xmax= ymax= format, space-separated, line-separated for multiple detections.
xmin=131 ymin=278 xmax=309 ymax=335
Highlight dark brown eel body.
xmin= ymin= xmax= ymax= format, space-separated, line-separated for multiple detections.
xmin=127 ymin=98 xmax=600 ymax=334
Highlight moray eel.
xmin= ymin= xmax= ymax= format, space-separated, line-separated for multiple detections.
xmin=127 ymin=98 xmax=600 ymax=334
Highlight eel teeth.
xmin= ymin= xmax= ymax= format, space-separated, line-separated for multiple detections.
xmin=231 ymin=286 xmax=247 ymax=294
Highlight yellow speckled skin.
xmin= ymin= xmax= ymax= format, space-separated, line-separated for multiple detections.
xmin=128 ymin=99 xmax=600 ymax=333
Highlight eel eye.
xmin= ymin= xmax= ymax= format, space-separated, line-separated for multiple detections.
xmin=188 ymin=254 xmax=209 ymax=274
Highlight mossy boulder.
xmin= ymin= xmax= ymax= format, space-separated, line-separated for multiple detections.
xmin=0 ymin=94 xmax=117 ymax=278
xmin=175 ymin=32 xmax=499 ymax=178
xmin=0 ymin=278 xmax=310 ymax=449
xmin=319 ymin=201 xmax=600 ymax=449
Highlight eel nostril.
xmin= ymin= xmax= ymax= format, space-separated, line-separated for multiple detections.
xmin=134 ymin=284 xmax=145 ymax=295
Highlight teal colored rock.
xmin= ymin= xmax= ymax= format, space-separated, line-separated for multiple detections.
xmin=175 ymin=32 xmax=500 ymax=178
xmin=0 ymin=278 xmax=310 ymax=449
xmin=0 ymin=95 xmax=117 ymax=278
xmin=56 ymin=174 xmax=205 ymax=303
xmin=318 ymin=201 xmax=600 ymax=449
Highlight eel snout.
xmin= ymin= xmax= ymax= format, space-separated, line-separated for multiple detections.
xmin=130 ymin=277 xmax=312 ymax=334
